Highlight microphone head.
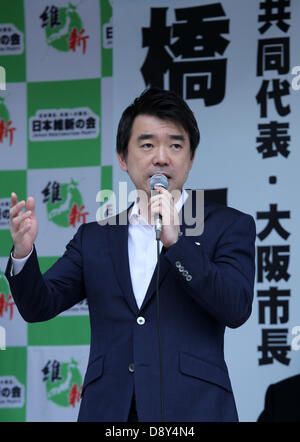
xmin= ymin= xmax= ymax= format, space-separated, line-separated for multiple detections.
xmin=149 ymin=173 xmax=169 ymax=191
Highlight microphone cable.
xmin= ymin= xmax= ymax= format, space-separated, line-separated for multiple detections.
xmin=156 ymin=237 xmax=165 ymax=422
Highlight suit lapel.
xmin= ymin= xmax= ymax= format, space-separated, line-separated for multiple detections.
xmin=106 ymin=208 xmax=140 ymax=315
xmin=106 ymin=204 xmax=170 ymax=314
xmin=139 ymin=246 xmax=170 ymax=312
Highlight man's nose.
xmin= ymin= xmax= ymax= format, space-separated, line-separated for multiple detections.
xmin=153 ymin=145 xmax=169 ymax=165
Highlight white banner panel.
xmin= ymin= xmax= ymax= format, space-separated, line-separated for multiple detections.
xmin=0 ymin=84 xmax=27 ymax=170
xmin=24 ymin=0 xmax=101 ymax=82
xmin=26 ymin=345 xmax=89 ymax=422
xmin=0 ymin=258 xmax=27 ymax=347
xmin=114 ymin=0 xmax=300 ymax=421
xmin=27 ymin=167 xmax=101 ymax=256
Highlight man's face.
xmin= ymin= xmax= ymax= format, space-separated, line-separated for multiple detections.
xmin=117 ymin=114 xmax=195 ymax=200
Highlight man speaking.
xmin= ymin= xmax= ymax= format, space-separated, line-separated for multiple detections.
xmin=6 ymin=88 xmax=255 ymax=422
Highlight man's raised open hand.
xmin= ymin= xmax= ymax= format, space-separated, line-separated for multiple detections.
xmin=9 ymin=192 xmax=38 ymax=259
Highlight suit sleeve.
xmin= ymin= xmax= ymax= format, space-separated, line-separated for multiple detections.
xmin=163 ymin=213 xmax=256 ymax=328
xmin=5 ymin=224 xmax=86 ymax=323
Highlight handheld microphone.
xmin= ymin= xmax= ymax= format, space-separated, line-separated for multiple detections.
xmin=149 ymin=174 xmax=169 ymax=241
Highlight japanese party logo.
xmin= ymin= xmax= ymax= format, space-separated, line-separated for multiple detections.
xmin=0 ymin=198 xmax=10 ymax=230
xmin=39 ymin=3 xmax=89 ymax=55
xmin=0 ymin=96 xmax=16 ymax=147
xmin=0 ymin=24 xmax=24 ymax=55
xmin=42 ymin=358 xmax=82 ymax=408
xmin=0 ymin=270 xmax=15 ymax=321
xmin=0 ymin=376 xmax=25 ymax=408
xmin=41 ymin=178 xmax=89 ymax=228
xmin=29 ymin=107 xmax=99 ymax=142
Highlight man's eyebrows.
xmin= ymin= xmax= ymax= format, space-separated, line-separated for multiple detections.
xmin=137 ymin=134 xmax=186 ymax=141
xmin=137 ymin=134 xmax=155 ymax=141
xmin=168 ymin=134 xmax=185 ymax=141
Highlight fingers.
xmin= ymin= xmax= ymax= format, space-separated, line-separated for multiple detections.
xmin=26 ymin=196 xmax=35 ymax=214
xmin=9 ymin=193 xmax=37 ymax=256
xmin=10 ymin=199 xmax=26 ymax=219
xmin=10 ymin=192 xmax=18 ymax=207
xmin=150 ymin=199 xmax=173 ymax=222
xmin=151 ymin=186 xmax=173 ymax=204
xmin=14 ymin=217 xmax=32 ymax=239
xmin=11 ymin=210 xmax=32 ymax=232
xmin=10 ymin=193 xmax=35 ymax=232
xmin=10 ymin=194 xmax=35 ymax=218
xmin=150 ymin=187 xmax=174 ymax=211
xmin=149 ymin=190 xmax=179 ymax=226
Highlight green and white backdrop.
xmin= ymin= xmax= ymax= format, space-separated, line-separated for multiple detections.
xmin=0 ymin=0 xmax=300 ymax=422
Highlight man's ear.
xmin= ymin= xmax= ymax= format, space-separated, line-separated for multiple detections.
xmin=117 ymin=152 xmax=128 ymax=172
xmin=189 ymin=148 xmax=196 ymax=170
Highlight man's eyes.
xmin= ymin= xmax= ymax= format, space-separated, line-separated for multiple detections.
xmin=140 ymin=143 xmax=182 ymax=150
xmin=141 ymin=143 xmax=153 ymax=149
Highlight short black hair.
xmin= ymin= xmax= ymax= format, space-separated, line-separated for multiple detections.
xmin=116 ymin=88 xmax=200 ymax=160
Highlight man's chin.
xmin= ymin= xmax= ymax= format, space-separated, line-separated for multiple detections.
xmin=135 ymin=187 xmax=151 ymax=200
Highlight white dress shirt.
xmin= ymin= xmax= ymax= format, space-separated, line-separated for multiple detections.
xmin=128 ymin=189 xmax=188 ymax=309
xmin=11 ymin=190 xmax=188 ymax=310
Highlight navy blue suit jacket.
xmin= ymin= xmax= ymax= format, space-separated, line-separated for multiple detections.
xmin=6 ymin=194 xmax=256 ymax=422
